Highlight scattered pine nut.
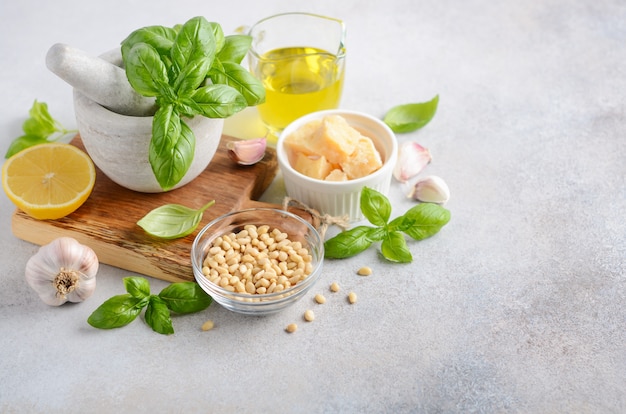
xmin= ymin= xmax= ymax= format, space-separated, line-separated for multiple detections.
xmin=357 ymin=266 xmax=372 ymax=276
xmin=314 ymin=293 xmax=326 ymax=304
xmin=201 ymin=319 xmax=215 ymax=331
xmin=330 ymin=282 xmax=341 ymax=292
xmin=285 ymin=323 xmax=298 ymax=333
xmin=348 ymin=291 xmax=357 ymax=304
xmin=304 ymin=309 xmax=315 ymax=322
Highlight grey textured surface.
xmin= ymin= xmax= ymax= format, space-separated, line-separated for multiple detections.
xmin=0 ymin=0 xmax=624 ymax=413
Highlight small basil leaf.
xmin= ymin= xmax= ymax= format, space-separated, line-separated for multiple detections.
xmin=381 ymin=231 xmax=413 ymax=263
xmin=324 ymin=226 xmax=375 ymax=259
xmin=137 ymin=200 xmax=214 ymax=239
xmin=4 ymin=135 xmax=49 ymax=158
xmin=125 ymin=43 xmax=170 ymax=97
xmin=145 ymin=296 xmax=175 ymax=335
xmin=121 ymin=26 xmax=177 ymax=62
xmin=123 ymin=276 xmax=151 ymax=299
xmin=214 ymin=62 xmax=266 ymax=106
xmin=191 ymin=84 xmax=247 ymax=118
xmin=87 ymin=294 xmax=146 ymax=329
xmin=23 ymin=101 xmax=57 ymax=137
xmin=208 ymin=21 xmax=225 ymax=54
xmin=361 ymin=187 xmax=391 ymax=227
xmin=402 ymin=203 xmax=451 ymax=240
xmin=159 ymin=282 xmax=213 ymax=314
xmin=149 ymin=106 xmax=195 ymax=191
xmin=171 ymin=16 xmax=217 ymax=82
xmin=171 ymin=17 xmax=215 ymax=96
xmin=217 ymin=35 xmax=252 ymax=64
xmin=384 ymin=95 xmax=439 ymax=133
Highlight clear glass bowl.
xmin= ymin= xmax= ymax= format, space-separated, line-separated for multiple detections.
xmin=191 ymin=208 xmax=324 ymax=315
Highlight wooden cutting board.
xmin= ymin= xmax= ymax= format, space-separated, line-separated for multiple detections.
xmin=11 ymin=134 xmax=291 ymax=283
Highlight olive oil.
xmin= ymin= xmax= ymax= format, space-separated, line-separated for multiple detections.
xmin=256 ymin=46 xmax=345 ymax=132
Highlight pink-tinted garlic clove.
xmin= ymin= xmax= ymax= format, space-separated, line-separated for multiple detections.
xmin=393 ymin=141 xmax=432 ymax=182
xmin=408 ymin=175 xmax=450 ymax=204
xmin=227 ymin=138 xmax=267 ymax=165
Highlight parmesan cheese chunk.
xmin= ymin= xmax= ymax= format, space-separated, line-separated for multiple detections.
xmin=292 ymin=152 xmax=335 ymax=180
xmin=325 ymin=168 xmax=349 ymax=181
xmin=341 ymin=137 xmax=383 ymax=179
xmin=309 ymin=115 xmax=361 ymax=164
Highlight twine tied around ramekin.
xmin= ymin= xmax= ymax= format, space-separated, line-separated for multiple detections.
xmin=281 ymin=197 xmax=350 ymax=239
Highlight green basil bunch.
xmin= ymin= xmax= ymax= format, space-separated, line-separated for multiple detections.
xmin=121 ymin=16 xmax=265 ymax=190
xmin=324 ymin=187 xmax=451 ymax=263
xmin=88 ymin=277 xmax=213 ymax=335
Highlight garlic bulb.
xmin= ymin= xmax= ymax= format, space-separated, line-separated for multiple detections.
xmin=393 ymin=141 xmax=432 ymax=182
xmin=227 ymin=138 xmax=267 ymax=165
xmin=408 ymin=175 xmax=450 ymax=204
xmin=25 ymin=237 xmax=98 ymax=306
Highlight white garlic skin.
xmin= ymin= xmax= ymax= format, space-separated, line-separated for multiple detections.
xmin=408 ymin=175 xmax=450 ymax=204
xmin=25 ymin=237 xmax=98 ymax=306
xmin=227 ymin=137 xmax=267 ymax=165
xmin=393 ymin=141 xmax=432 ymax=183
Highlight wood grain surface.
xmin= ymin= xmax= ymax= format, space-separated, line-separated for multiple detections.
xmin=10 ymin=134 xmax=286 ymax=282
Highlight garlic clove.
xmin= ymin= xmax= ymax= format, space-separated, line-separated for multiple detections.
xmin=393 ymin=141 xmax=432 ymax=182
xmin=227 ymin=137 xmax=267 ymax=165
xmin=408 ymin=175 xmax=450 ymax=204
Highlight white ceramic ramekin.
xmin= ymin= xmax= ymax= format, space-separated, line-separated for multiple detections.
xmin=276 ymin=110 xmax=398 ymax=222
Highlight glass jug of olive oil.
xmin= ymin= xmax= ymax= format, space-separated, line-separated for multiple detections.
xmin=248 ymin=13 xmax=347 ymax=137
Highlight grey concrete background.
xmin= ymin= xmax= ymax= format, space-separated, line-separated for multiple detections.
xmin=1 ymin=0 xmax=624 ymax=412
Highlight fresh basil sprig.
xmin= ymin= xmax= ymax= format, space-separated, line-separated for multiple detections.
xmin=383 ymin=95 xmax=439 ymax=133
xmin=4 ymin=100 xmax=77 ymax=158
xmin=87 ymin=276 xmax=212 ymax=335
xmin=324 ymin=187 xmax=451 ymax=263
xmin=121 ymin=16 xmax=265 ymax=190
xmin=137 ymin=200 xmax=215 ymax=239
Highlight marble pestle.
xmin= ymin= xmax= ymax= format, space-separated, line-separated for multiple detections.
xmin=46 ymin=43 xmax=156 ymax=117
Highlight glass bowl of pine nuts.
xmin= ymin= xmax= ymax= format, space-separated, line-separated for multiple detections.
xmin=191 ymin=208 xmax=324 ymax=315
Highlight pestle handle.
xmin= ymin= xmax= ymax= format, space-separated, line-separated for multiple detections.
xmin=46 ymin=43 xmax=156 ymax=117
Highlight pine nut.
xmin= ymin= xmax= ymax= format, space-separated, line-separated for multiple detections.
xmin=285 ymin=323 xmax=298 ymax=333
xmin=314 ymin=294 xmax=326 ymax=304
xmin=304 ymin=310 xmax=315 ymax=322
xmin=201 ymin=320 xmax=215 ymax=331
xmin=348 ymin=291 xmax=357 ymax=304
xmin=357 ymin=266 xmax=372 ymax=276
xmin=330 ymin=282 xmax=340 ymax=292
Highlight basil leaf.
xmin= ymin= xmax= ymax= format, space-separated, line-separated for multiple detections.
xmin=401 ymin=203 xmax=451 ymax=240
xmin=149 ymin=106 xmax=195 ymax=191
xmin=217 ymin=35 xmax=252 ymax=64
xmin=361 ymin=187 xmax=391 ymax=227
xmin=23 ymin=101 xmax=57 ymax=137
xmin=4 ymin=135 xmax=49 ymax=158
xmin=381 ymin=231 xmax=413 ymax=263
xmin=159 ymin=282 xmax=213 ymax=314
xmin=384 ymin=95 xmax=439 ymax=133
xmin=87 ymin=294 xmax=146 ymax=329
xmin=124 ymin=276 xmax=151 ymax=299
xmin=208 ymin=21 xmax=225 ymax=54
xmin=137 ymin=200 xmax=215 ymax=239
xmin=324 ymin=226 xmax=375 ymax=259
xmin=145 ymin=295 xmax=174 ymax=335
xmin=191 ymin=84 xmax=247 ymax=118
xmin=215 ymin=62 xmax=266 ymax=106
xmin=171 ymin=16 xmax=215 ymax=96
xmin=121 ymin=26 xmax=177 ymax=62
xmin=125 ymin=43 xmax=170 ymax=97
